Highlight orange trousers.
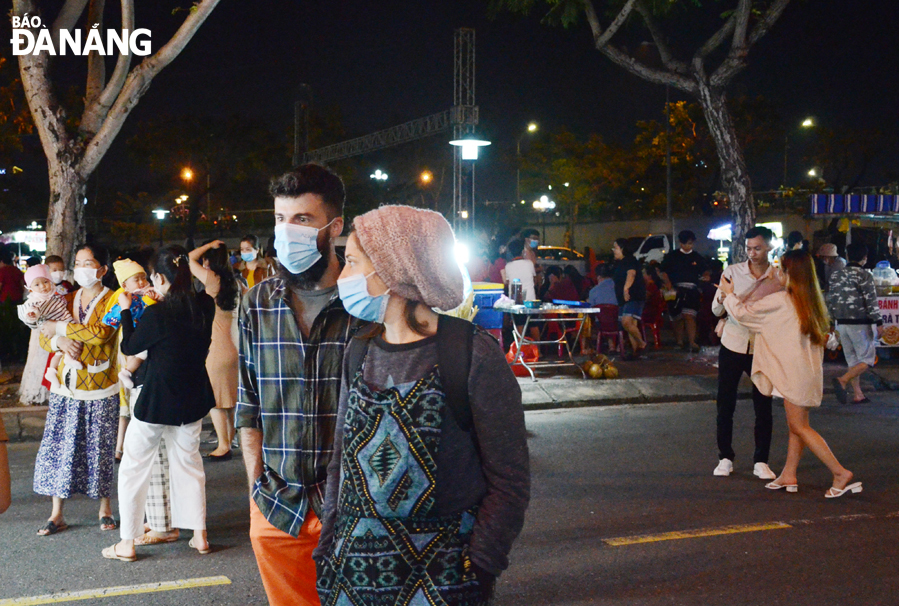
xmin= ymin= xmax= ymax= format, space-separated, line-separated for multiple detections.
xmin=249 ymin=499 xmax=322 ymax=606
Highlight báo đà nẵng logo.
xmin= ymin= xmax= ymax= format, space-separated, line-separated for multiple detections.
xmin=10 ymin=14 xmax=151 ymax=56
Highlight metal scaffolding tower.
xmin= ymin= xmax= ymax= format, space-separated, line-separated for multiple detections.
xmin=303 ymin=29 xmax=478 ymax=230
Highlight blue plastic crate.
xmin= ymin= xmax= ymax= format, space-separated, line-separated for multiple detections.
xmin=474 ymin=291 xmax=503 ymax=310
xmin=473 ymin=308 xmax=504 ymax=329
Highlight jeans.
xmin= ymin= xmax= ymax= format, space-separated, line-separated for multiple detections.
xmin=716 ymin=345 xmax=773 ymax=463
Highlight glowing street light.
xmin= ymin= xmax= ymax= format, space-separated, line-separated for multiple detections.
xmin=181 ymin=167 xmax=194 ymax=182
xmin=516 ymin=122 xmax=538 ymax=204
xmin=801 ymin=117 xmax=815 ymax=128
xmin=807 ymin=168 xmax=818 ymax=177
xmin=370 ymin=169 xmax=388 ymax=181
xmin=527 ymin=122 xmax=538 ymax=133
xmin=152 ymin=208 xmax=170 ymax=246
xmin=449 ymin=136 xmax=491 ymax=161
xmin=420 ymin=170 xmax=433 ymax=184
xmin=460 ymin=210 xmax=469 ymax=219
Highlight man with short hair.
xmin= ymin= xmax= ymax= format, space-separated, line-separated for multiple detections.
xmin=237 ymin=164 xmax=362 ymax=606
xmin=711 ymin=226 xmax=783 ymax=478
xmin=660 ymin=230 xmax=708 ymax=352
xmin=827 ymin=242 xmax=884 ymax=405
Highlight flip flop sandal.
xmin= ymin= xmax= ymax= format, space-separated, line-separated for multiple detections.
xmin=831 ymin=378 xmax=848 ymax=404
xmin=37 ymin=521 xmax=68 ymax=536
xmin=102 ymin=544 xmax=137 ymax=562
xmin=99 ymin=516 xmax=118 ymax=531
xmin=189 ymin=537 xmax=211 ymax=555
xmin=134 ymin=531 xmax=179 ymax=546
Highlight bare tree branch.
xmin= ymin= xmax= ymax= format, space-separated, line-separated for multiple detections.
xmin=633 ymin=0 xmax=690 ymax=75
xmin=51 ymin=0 xmax=90 ymax=41
xmin=731 ymin=0 xmax=752 ymax=51
xmin=582 ymin=0 xmax=638 ymax=50
xmin=83 ymin=0 xmax=106 ymax=112
xmin=80 ymin=0 xmax=134 ymax=138
xmin=748 ymin=0 xmax=792 ymax=46
xmin=695 ymin=13 xmax=736 ymax=61
xmin=79 ymin=0 xmax=223 ymax=175
xmin=599 ymin=44 xmax=697 ymax=94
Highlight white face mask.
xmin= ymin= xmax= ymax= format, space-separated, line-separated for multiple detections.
xmin=73 ymin=267 xmax=101 ymax=288
xmin=50 ymin=271 xmax=65 ymax=285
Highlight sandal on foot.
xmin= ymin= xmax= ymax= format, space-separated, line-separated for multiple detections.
xmin=102 ymin=544 xmax=136 ymax=562
xmin=37 ymin=520 xmax=68 ymax=536
xmin=832 ymin=377 xmax=848 ymax=404
xmin=825 ymin=482 xmax=863 ymax=498
xmin=189 ymin=537 xmax=211 ymax=555
xmin=134 ymin=531 xmax=179 ymax=546
xmin=99 ymin=516 xmax=118 ymax=531
xmin=765 ymin=481 xmax=798 ymax=493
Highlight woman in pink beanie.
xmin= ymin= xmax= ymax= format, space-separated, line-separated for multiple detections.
xmin=313 ymin=205 xmax=530 ymax=606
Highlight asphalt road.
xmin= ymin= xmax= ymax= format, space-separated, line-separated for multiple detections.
xmin=2 ymin=394 xmax=898 ymax=605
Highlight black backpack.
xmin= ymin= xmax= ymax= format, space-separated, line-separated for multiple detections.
xmin=344 ymin=314 xmax=475 ymax=432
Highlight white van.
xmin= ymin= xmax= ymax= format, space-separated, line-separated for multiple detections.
xmin=633 ymin=234 xmax=671 ymax=264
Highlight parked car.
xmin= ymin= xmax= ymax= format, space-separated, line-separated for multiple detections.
xmin=535 ymin=246 xmax=587 ymax=274
xmin=633 ymin=234 xmax=671 ymax=264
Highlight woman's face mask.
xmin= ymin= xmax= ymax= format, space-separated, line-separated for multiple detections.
xmin=73 ymin=267 xmax=100 ymax=288
xmin=240 ymin=251 xmax=257 ymax=263
xmin=337 ymin=271 xmax=390 ymax=323
xmin=274 ymin=220 xmax=334 ymax=274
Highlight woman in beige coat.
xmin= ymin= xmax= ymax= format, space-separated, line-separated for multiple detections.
xmin=719 ymin=250 xmax=861 ymax=498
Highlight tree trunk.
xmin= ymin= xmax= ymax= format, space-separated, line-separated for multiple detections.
xmin=47 ymin=168 xmax=88 ymax=265
xmin=696 ymin=81 xmax=755 ymax=263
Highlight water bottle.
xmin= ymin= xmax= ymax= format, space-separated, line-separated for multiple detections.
xmin=510 ymin=278 xmax=523 ymax=305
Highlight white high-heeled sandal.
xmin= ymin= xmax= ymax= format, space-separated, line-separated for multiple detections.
xmin=765 ymin=481 xmax=798 ymax=493
xmin=825 ymin=482 xmax=862 ymax=498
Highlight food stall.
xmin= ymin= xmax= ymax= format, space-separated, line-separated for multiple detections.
xmin=810 ymin=193 xmax=899 ymax=347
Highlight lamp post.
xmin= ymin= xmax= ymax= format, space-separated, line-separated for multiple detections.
xmin=533 ymin=195 xmax=556 ymax=242
xmin=152 ymin=209 xmax=169 ymax=247
xmin=449 ymin=136 xmax=491 ymax=234
xmin=783 ymin=117 xmax=815 ymax=187
xmin=516 ymin=122 xmax=538 ymax=206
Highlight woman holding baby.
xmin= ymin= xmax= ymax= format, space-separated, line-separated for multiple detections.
xmin=33 ymin=243 xmax=120 ymax=536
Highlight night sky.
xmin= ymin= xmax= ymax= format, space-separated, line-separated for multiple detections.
xmin=8 ymin=0 xmax=899 ymax=215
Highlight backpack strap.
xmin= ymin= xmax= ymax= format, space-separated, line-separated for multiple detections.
xmin=436 ymin=314 xmax=475 ymax=432
xmin=344 ymin=335 xmax=371 ymax=386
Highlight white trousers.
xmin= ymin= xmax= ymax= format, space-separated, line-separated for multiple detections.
xmin=118 ymin=417 xmax=206 ymax=540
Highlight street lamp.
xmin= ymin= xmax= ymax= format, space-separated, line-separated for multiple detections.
xmin=420 ymin=170 xmax=433 ymax=184
xmin=516 ymin=122 xmax=538 ymax=205
xmin=152 ymin=209 xmax=169 ymax=247
xmin=181 ymin=167 xmax=194 ymax=182
xmin=784 ymin=117 xmax=816 ymax=186
xmin=370 ymin=169 xmax=388 ymax=181
xmin=449 ymin=135 xmax=491 ymax=232
xmin=533 ymin=195 xmax=556 ymax=241
xmin=808 ymin=168 xmax=818 ymax=178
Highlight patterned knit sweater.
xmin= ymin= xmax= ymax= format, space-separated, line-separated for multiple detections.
xmin=40 ymin=288 xmax=119 ymax=400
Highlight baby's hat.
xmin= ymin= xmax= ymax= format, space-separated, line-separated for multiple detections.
xmin=114 ymin=259 xmax=146 ymax=285
xmin=24 ymin=264 xmax=51 ymax=288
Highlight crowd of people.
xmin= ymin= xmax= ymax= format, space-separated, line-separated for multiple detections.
xmin=0 ymin=163 xmax=530 ymax=606
xmin=1 ymin=162 xmax=892 ymax=602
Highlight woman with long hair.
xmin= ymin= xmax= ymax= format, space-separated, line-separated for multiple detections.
xmin=103 ymin=245 xmax=216 ymax=561
xmin=313 ymin=205 xmax=530 ymax=605
xmin=719 ymin=250 xmax=861 ymax=498
xmin=189 ymin=240 xmax=240 ymax=460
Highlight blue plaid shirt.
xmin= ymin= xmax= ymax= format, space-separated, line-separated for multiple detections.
xmin=236 ymin=277 xmax=360 ymax=537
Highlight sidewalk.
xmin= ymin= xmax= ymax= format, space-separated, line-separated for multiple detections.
xmin=3 ymin=351 xmax=899 ymax=441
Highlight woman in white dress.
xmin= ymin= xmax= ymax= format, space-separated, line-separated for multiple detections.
xmin=719 ymin=249 xmax=861 ymax=498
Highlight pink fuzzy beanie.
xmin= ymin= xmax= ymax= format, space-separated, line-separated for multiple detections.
xmin=354 ymin=205 xmax=464 ymax=310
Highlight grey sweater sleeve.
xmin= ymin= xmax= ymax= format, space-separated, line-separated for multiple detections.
xmin=859 ymin=272 xmax=883 ymax=325
xmin=312 ymin=375 xmax=348 ymax=562
xmin=467 ymin=333 xmax=531 ymax=577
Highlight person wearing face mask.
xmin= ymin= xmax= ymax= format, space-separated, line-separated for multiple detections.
xmin=34 ymin=243 xmax=120 ymax=536
xmin=102 ymin=246 xmax=217 ymax=562
xmin=44 ymin=255 xmax=75 ymax=294
xmin=314 ymin=205 xmax=530 ymax=606
xmin=660 ymin=230 xmax=709 ymax=352
xmin=236 ymin=164 xmax=363 ymax=606
xmin=236 ymin=234 xmax=275 ymax=293
xmin=718 ymin=250 xmax=861 ymax=499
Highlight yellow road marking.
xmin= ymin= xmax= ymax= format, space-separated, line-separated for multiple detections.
xmin=0 ymin=576 xmax=231 ymax=605
xmin=603 ymin=522 xmax=792 ymax=546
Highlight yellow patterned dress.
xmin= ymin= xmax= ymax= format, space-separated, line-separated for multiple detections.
xmin=33 ymin=287 xmax=120 ymax=500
